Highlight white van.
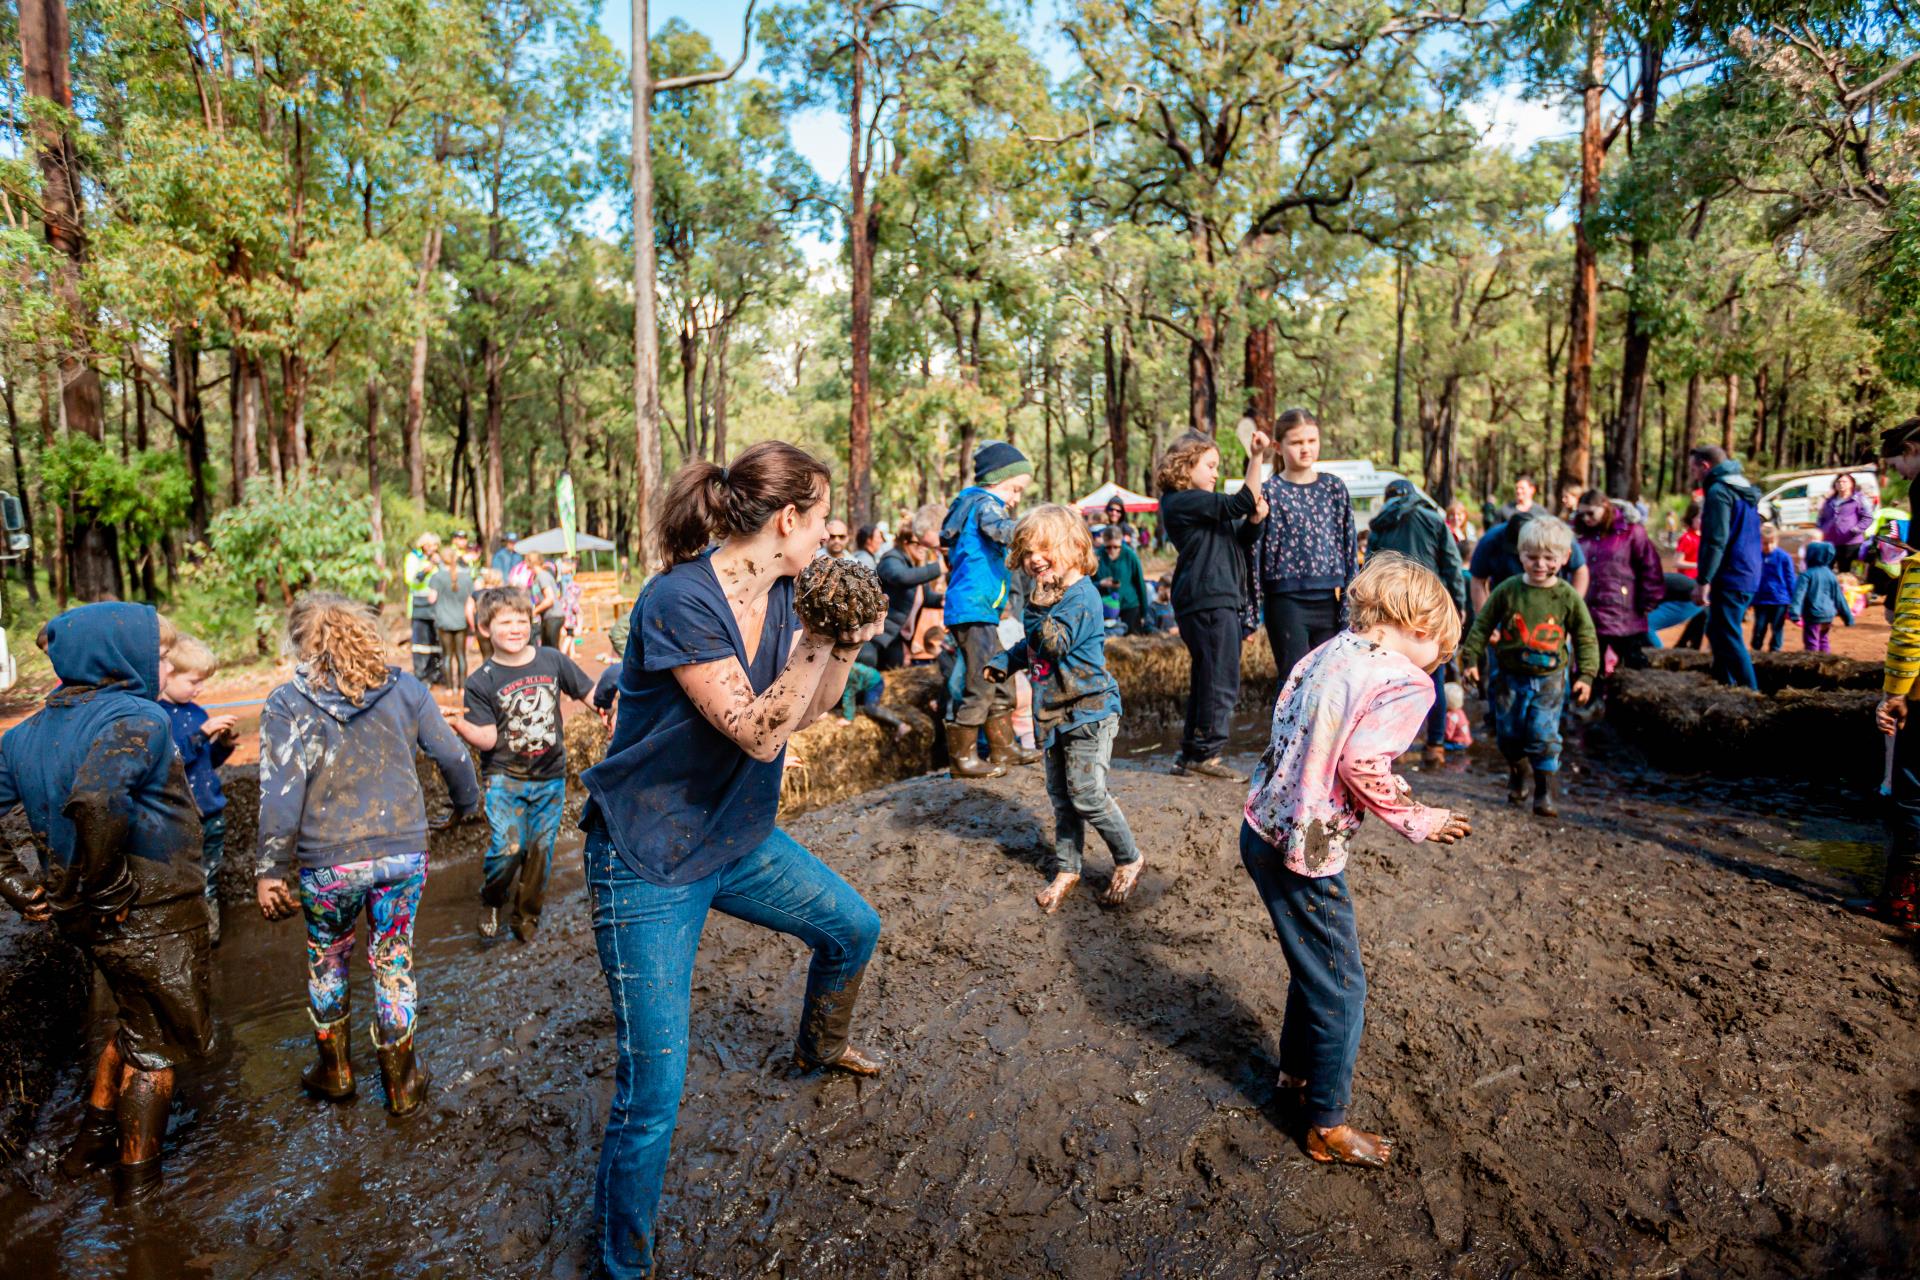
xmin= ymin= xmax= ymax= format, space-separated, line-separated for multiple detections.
xmin=1226 ymin=459 xmax=1439 ymax=530
xmin=1759 ymin=468 xmax=1879 ymax=529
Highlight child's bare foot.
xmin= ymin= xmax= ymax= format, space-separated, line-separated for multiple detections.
xmin=1035 ymin=872 xmax=1079 ymax=913
xmin=1103 ymin=860 xmax=1144 ymax=905
xmin=1307 ymin=1124 xmax=1394 ymax=1169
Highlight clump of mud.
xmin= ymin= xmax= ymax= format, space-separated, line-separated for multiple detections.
xmin=1608 ymin=664 xmax=1880 ymax=777
xmin=794 ymin=556 xmax=885 ymax=640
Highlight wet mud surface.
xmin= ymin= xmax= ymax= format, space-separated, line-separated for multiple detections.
xmin=1 ymin=744 xmax=1916 ymax=1278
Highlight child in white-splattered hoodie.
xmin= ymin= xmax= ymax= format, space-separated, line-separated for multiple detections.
xmin=1239 ymin=552 xmax=1471 ymax=1171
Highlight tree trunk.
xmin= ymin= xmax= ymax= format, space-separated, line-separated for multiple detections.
xmin=1681 ymin=372 xmax=1702 ymax=484
xmin=483 ymin=335 xmax=505 ymax=549
xmin=845 ymin=3 xmax=876 ymax=528
xmin=1750 ymin=364 xmax=1769 ymax=460
xmin=711 ymin=321 xmax=731 ymax=464
xmin=631 ymin=0 xmax=665 ymax=573
xmin=404 ymin=219 xmax=443 ymax=508
xmin=1558 ymin=12 xmax=1605 ymax=496
xmin=236 ymin=352 xmax=262 ymax=496
xmin=366 ymin=377 xmax=386 ymax=576
xmin=448 ymin=381 xmax=469 ymax=515
xmin=1105 ymin=324 xmax=1134 ymax=488
xmin=1391 ymin=254 xmax=1408 ymax=467
xmin=170 ymin=335 xmax=209 ymax=541
xmin=1772 ymin=356 xmax=1791 ymax=464
xmin=284 ymin=352 xmax=309 ymax=475
xmin=679 ymin=321 xmax=699 ymax=460
xmin=697 ymin=327 xmax=715 ymax=460
xmin=1609 ymin=38 xmax=1663 ymax=503
xmin=1720 ymin=371 xmax=1738 ymax=453
xmin=1242 ymin=315 xmax=1274 ymax=440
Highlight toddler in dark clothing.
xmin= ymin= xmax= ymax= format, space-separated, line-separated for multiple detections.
xmin=159 ymin=633 xmax=237 ymax=943
xmin=987 ymin=505 xmax=1142 ymax=913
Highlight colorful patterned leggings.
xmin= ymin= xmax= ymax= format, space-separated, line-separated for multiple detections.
xmin=299 ymin=851 xmax=428 ymax=1043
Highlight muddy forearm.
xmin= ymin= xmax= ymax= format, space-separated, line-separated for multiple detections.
xmin=801 ymin=646 xmax=862 ymax=730
xmin=62 ymin=795 xmax=137 ymax=918
xmin=686 ymin=637 xmax=837 ymax=761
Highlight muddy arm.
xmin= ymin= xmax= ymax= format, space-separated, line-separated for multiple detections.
xmin=0 ymin=754 xmax=46 ymax=920
xmin=676 ymin=633 xmax=840 ymax=763
xmin=62 ymin=716 xmax=160 ymax=918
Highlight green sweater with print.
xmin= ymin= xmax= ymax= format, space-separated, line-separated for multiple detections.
xmin=1460 ymin=576 xmax=1600 ymax=680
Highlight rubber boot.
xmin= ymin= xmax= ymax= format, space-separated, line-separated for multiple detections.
xmin=112 ymin=1069 xmax=172 ymax=1207
xmin=945 ymin=722 xmax=1005 ymax=780
xmin=862 ymin=703 xmax=910 ymax=738
xmin=59 ymin=1104 xmax=120 ymax=1180
xmin=375 ymin=1026 xmax=431 ymax=1118
xmin=301 ymin=1013 xmax=356 ymax=1101
xmin=984 ymin=714 xmax=1040 ymax=767
xmin=1506 ymin=759 xmax=1532 ymax=806
xmin=794 ymin=968 xmax=885 ymax=1077
xmin=1533 ymin=769 xmax=1559 ymax=818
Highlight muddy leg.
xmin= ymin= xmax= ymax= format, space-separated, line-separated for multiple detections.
xmin=60 ymin=1041 xmax=125 ymax=1178
xmin=364 ymin=854 xmax=428 ymax=1046
xmin=480 ymin=777 xmax=524 ymax=938
xmin=112 ymin=1064 xmax=174 ymax=1203
xmin=1042 ymin=736 xmax=1085 ymax=912
xmin=510 ymin=778 xmax=565 ymax=942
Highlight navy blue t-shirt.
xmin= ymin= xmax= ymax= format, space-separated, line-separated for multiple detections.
xmin=580 ymin=552 xmax=796 ymax=886
xmin=1469 ymin=518 xmax=1586 ymax=585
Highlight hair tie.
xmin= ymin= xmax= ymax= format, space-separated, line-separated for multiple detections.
xmin=717 ymin=467 xmax=730 ymax=486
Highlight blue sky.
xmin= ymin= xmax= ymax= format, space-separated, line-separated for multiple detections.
xmin=599 ymin=1 xmax=1574 ymax=205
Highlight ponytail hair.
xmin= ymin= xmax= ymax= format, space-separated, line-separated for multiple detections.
xmin=286 ymin=591 xmax=390 ymax=705
xmin=658 ymin=441 xmax=832 ymax=567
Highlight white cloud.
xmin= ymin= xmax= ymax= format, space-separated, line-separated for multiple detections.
xmin=1464 ymin=82 xmax=1576 ymax=153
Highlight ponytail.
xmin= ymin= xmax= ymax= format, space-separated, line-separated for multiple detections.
xmin=656 ymin=441 xmax=832 ymax=567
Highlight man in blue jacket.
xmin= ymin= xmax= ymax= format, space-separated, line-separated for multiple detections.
xmin=0 ymin=603 xmax=214 ymax=1203
xmin=1687 ymin=445 xmax=1764 ymax=689
xmin=940 ymin=440 xmax=1038 ymax=779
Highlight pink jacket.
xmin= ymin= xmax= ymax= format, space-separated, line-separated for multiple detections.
xmin=1244 ymin=631 xmax=1452 ymax=877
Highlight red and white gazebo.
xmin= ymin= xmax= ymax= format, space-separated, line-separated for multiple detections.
xmin=1074 ymin=482 xmax=1158 ymax=515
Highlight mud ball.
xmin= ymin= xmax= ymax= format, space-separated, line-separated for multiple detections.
xmin=795 ymin=556 xmax=886 ymax=641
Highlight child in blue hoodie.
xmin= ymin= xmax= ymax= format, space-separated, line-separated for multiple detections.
xmin=986 ymin=505 xmax=1142 ymax=914
xmin=255 ymin=592 xmax=481 ymax=1117
xmin=1789 ymin=539 xmax=1854 ymax=652
xmin=1749 ymin=523 xmax=1797 ymax=652
xmin=0 ymin=603 xmax=213 ymax=1202
xmin=158 ymin=634 xmax=237 ymax=943
xmin=940 ymin=439 xmax=1037 ymax=779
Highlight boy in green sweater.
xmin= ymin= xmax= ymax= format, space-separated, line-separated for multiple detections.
xmin=1459 ymin=515 xmax=1598 ymax=817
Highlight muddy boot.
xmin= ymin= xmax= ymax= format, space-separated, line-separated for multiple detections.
xmin=984 ymin=714 xmax=1040 ymax=767
xmin=300 ymin=1013 xmax=356 ymax=1101
xmin=794 ymin=969 xmax=885 ymax=1077
xmin=1533 ymin=769 xmax=1559 ymax=818
xmin=1179 ymin=755 xmax=1244 ymax=782
xmin=863 ymin=703 xmax=911 ymax=739
xmin=59 ymin=1105 xmax=121 ymax=1180
xmin=113 ymin=1068 xmax=173 ymax=1206
xmin=375 ymin=1027 xmax=431 ymax=1118
xmin=945 ymin=722 xmax=1005 ymax=780
xmin=1505 ymin=759 xmax=1532 ymax=805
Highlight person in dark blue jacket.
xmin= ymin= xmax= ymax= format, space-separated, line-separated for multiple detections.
xmin=254 ymin=592 xmax=481 ymax=1117
xmin=940 ymin=440 xmax=1038 ymax=778
xmin=1749 ymin=523 xmax=1797 ymax=652
xmin=0 ymin=603 xmax=213 ymax=1202
xmin=1688 ymin=446 xmax=1765 ymax=688
xmin=157 ymin=633 xmax=237 ymax=942
xmin=986 ymin=506 xmax=1141 ymax=915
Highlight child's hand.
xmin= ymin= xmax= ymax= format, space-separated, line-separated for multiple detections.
xmin=256 ymin=877 xmax=297 ymax=921
xmin=1427 ymin=813 xmax=1472 ymax=844
xmin=203 ymin=713 xmax=238 ymax=737
xmin=1573 ymin=680 xmax=1592 ymax=706
xmin=0 ymin=869 xmax=51 ymax=923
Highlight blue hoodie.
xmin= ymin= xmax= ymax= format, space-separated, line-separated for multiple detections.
xmin=257 ymin=664 xmax=480 ymax=880
xmin=1753 ymin=546 xmax=1797 ymax=607
xmin=0 ymin=603 xmax=206 ymax=937
xmin=1696 ymin=459 xmax=1764 ymax=591
xmin=1789 ymin=540 xmax=1854 ymax=626
xmin=940 ymin=487 xmax=1019 ymax=627
xmin=985 ymin=575 xmax=1122 ymax=747
xmin=164 ymin=700 xmax=234 ymax=818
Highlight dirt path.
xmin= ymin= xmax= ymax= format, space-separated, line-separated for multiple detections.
xmin=1 ymin=750 xmax=1914 ymax=1278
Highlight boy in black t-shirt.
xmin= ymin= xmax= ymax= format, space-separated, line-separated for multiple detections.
xmin=445 ymin=589 xmax=595 ymax=941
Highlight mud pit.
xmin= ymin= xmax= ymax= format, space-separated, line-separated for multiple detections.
xmin=2 ymin=753 xmax=1916 ymax=1278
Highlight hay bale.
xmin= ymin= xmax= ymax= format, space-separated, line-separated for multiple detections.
xmin=1104 ymin=632 xmax=1280 ymax=724
xmin=782 ymin=705 xmax=939 ymax=816
xmin=1608 ymin=665 xmax=1881 ymax=778
xmin=564 ymin=711 xmax=609 ymax=787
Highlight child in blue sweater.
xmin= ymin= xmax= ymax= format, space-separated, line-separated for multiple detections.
xmin=986 ymin=505 xmax=1142 ymax=913
xmin=1749 ymin=523 xmax=1796 ymax=652
xmin=1790 ymin=539 xmax=1854 ymax=652
xmin=158 ymin=635 xmax=237 ymax=943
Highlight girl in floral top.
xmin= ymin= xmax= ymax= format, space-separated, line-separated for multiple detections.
xmin=1240 ymin=553 xmax=1470 ymax=1169
xmin=1255 ymin=409 xmax=1358 ymax=683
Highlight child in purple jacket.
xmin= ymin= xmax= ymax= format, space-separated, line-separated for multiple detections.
xmin=1573 ymin=493 xmax=1663 ymax=672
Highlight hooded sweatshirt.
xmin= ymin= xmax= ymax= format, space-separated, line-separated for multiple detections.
xmin=0 ymin=603 xmax=206 ymax=937
xmin=1789 ymin=540 xmax=1854 ymax=626
xmin=257 ymin=664 xmax=480 ymax=880
xmin=1695 ymin=459 xmax=1764 ymax=591
xmin=940 ymin=487 xmax=1019 ymax=627
xmin=1366 ymin=492 xmax=1465 ymax=612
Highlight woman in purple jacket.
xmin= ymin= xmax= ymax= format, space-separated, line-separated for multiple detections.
xmin=1573 ymin=492 xmax=1665 ymax=672
xmin=1817 ymin=473 xmax=1873 ymax=574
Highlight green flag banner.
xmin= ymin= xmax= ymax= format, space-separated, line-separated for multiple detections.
xmin=557 ymin=471 xmax=577 ymax=555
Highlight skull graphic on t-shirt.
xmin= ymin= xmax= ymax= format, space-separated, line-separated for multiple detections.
xmin=500 ymin=679 xmax=558 ymax=759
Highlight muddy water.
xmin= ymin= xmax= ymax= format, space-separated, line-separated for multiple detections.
xmin=2 ymin=737 xmax=1917 ymax=1277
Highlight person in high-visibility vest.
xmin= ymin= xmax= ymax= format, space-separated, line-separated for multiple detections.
xmin=1872 ymin=415 xmax=1920 ymax=935
xmin=404 ymin=532 xmax=443 ymax=685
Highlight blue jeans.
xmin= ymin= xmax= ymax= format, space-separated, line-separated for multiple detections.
xmin=482 ymin=775 xmax=567 ymax=937
xmin=200 ymin=811 xmax=227 ymax=903
xmin=1706 ymin=586 xmax=1758 ymax=689
xmin=1240 ymin=822 xmax=1366 ymax=1130
xmin=1424 ymin=665 xmax=1448 ymax=747
xmin=586 ymin=827 xmax=882 ymax=1279
xmin=1646 ymin=599 xmax=1703 ymax=646
xmin=1488 ymin=667 xmax=1568 ymax=771
xmin=1750 ymin=603 xmax=1788 ymax=651
xmin=1043 ymin=715 xmax=1138 ymax=876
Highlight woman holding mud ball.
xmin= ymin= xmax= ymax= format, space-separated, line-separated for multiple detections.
xmin=579 ymin=440 xmax=886 ymax=1280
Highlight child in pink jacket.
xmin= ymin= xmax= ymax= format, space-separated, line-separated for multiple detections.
xmin=1241 ymin=553 xmax=1471 ymax=1169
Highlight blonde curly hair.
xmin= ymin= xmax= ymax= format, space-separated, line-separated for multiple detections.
xmin=1155 ymin=432 xmax=1220 ymax=494
xmin=286 ymin=591 xmax=390 ymax=704
xmin=1006 ymin=504 xmax=1098 ymax=577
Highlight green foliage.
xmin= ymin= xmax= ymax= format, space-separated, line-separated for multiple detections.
xmin=38 ymin=437 xmax=192 ymax=545
xmin=205 ymin=479 xmax=385 ymax=635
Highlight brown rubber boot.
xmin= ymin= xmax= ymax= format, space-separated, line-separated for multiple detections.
xmin=375 ymin=1026 xmax=431 ymax=1118
xmin=794 ymin=969 xmax=885 ymax=1077
xmin=1506 ymin=760 xmax=1531 ymax=805
xmin=301 ymin=1013 xmax=356 ymax=1101
xmin=984 ymin=714 xmax=1040 ymax=767
xmin=59 ymin=1104 xmax=120 ymax=1180
xmin=1533 ymin=769 xmax=1559 ymax=818
xmin=945 ymin=722 xmax=1005 ymax=780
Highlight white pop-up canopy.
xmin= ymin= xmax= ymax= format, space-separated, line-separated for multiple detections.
xmin=1074 ymin=481 xmax=1158 ymax=514
xmin=515 ymin=527 xmax=616 ymax=555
